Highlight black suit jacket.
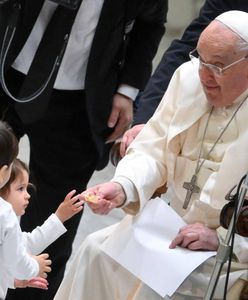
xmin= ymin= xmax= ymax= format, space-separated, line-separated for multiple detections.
xmin=134 ymin=0 xmax=248 ymax=124
xmin=0 ymin=0 xmax=168 ymax=168
xmin=84 ymin=0 xmax=167 ymax=165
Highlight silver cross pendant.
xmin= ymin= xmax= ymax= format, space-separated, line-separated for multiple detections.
xmin=182 ymin=174 xmax=200 ymax=209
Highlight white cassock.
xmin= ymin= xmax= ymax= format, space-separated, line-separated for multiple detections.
xmin=54 ymin=61 xmax=248 ymax=300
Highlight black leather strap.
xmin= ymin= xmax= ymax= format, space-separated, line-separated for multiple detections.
xmin=0 ymin=0 xmax=81 ymax=106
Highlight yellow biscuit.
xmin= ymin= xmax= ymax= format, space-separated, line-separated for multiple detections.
xmin=84 ymin=192 xmax=99 ymax=203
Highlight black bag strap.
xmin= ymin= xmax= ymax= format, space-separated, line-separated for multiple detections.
xmin=49 ymin=0 xmax=80 ymax=10
xmin=0 ymin=0 xmax=79 ymax=103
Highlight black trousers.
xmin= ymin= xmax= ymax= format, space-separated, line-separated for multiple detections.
xmin=3 ymin=69 xmax=99 ymax=300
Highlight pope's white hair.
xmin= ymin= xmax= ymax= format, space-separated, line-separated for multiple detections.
xmin=236 ymin=38 xmax=248 ymax=55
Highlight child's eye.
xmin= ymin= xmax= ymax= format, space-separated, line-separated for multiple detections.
xmin=18 ymin=186 xmax=25 ymax=192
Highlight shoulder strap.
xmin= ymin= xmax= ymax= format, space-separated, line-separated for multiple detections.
xmin=0 ymin=0 xmax=80 ymax=103
xmin=49 ymin=0 xmax=80 ymax=10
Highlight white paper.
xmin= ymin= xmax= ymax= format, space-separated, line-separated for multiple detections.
xmin=101 ymin=197 xmax=216 ymax=297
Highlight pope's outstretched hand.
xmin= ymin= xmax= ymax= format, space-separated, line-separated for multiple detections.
xmin=81 ymin=182 xmax=126 ymax=215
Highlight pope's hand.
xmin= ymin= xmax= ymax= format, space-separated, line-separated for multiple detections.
xmin=119 ymin=124 xmax=145 ymax=157
xmin=169 ymin=222 xmax=219 ymax=251
xmin=81 ymin=182 xmax=126 ymax=215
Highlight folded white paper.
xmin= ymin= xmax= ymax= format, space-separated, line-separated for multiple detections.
xmin=101 ymin=197 xmax=216 ymax=297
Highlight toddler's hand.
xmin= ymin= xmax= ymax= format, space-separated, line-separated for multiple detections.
xmin=34 ymin=253 xmax=52 ymax=278
xmin=55 ymin=189 xmax=84 ymax=223
xmin=15 ymin=277 xmax=48 ymax=289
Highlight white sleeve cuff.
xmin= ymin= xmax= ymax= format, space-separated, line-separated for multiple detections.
xmin=111 ymin=176 xmax=139 ymax=208
xmin=117 ymin=84 xmax=139 ymax=101
xmin=50 ymin=213 xmax=67 ymax=233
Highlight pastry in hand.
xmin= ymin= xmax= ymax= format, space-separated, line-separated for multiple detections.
xmin=84 ymin=192 xmax=99 ymax=203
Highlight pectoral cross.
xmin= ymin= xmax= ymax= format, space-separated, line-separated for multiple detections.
xmin=182 ymin=174 xmax=200 ymax=209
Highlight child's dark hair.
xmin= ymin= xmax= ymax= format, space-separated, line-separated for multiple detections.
xmin=0 ymin=158 xmax=32 ymax=197
xmin=0 ymin=121 xmax=18 ymax=168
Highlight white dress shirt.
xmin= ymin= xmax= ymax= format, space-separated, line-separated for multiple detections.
xmin=12 ymin=0 xmax=138 ymax=99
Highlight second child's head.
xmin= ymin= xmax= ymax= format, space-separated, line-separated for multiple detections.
xmin=0 ymin=121 xmax=18 ymax=189
xmin=0 ymin=158 xmax=31 ymax=216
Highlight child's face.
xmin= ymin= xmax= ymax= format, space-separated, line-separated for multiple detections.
xmin=7 ymin=169 xmax=31 ymax=216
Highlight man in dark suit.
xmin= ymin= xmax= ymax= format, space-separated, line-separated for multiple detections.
xmin=0 ymin=1 xmax=167 ymax=299
xmin=120 ymin=0 xmax=248 ymax=157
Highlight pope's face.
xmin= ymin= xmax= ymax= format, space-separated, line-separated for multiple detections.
xmin=197 ymin=21 xmax=248 ymax=107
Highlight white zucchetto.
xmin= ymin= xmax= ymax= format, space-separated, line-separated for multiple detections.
xmin=215 ymin=10 xmax=248 ymax=42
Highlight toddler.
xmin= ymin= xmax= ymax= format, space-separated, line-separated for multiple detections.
xmin=0 ymin=158 xmax=84 ymax=292
xmin=0 ymin=121 xmax=51 ymax=299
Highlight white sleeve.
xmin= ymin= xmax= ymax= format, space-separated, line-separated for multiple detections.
xmin=111 ymin=62 xmax=196 ymax=214
xmin=111 ymin=83 xmax=174 ymax=212
xmin=22 ymin=214 xmax=67 ymax=254
xmin=117 ymin=84 xmax=139 ymax=101
xmin=1 ymin=204 xmax=39 ymax=280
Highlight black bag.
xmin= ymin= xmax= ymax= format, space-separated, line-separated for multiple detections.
xmin=49 ymin=0 xmax=80 ymax=10
xmin=0 ymin=0 xmax=79 ymax=103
